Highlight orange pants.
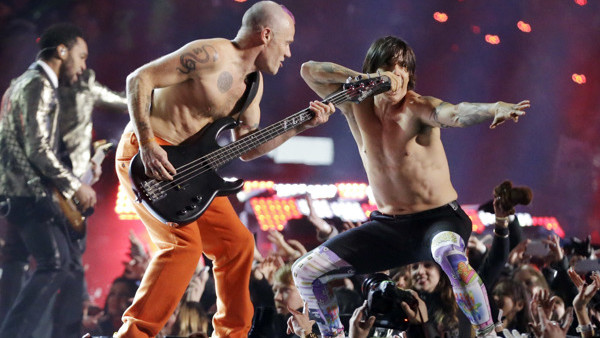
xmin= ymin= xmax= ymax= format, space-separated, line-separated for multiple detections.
xmin=114 ymin=132 xmax=254 ymax=338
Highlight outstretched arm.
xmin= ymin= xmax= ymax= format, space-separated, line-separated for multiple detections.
xmin=420 ymin=96 xmax=530 ymax=129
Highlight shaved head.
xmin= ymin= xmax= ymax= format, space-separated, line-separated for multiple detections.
xmin=237 ymin=1 xmax=294 ymax=37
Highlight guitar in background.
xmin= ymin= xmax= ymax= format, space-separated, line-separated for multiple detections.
xmin=54 ymin=139 xmax=114 ymax=236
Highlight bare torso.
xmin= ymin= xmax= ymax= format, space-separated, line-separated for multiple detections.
xmin=133 ymin=38 xmax=257 ymax=145
xmin=349 ymin=91 xmax=458 ymax=214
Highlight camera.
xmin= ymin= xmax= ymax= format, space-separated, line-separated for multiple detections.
xmin=493 ymin=180 xmax=532 ymax=214
xmin=361 ymin=273 xmax=418 ymax=331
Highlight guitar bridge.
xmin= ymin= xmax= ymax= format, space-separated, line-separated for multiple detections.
xmin=141 ymin=180 xmax=167 ymax=202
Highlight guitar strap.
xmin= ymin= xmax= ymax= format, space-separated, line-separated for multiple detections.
xmin=233 ymin=71 xmax=260 ymax=125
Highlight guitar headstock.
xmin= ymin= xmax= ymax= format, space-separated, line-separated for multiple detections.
xmin=342 ymin=74 xmax=392 ymax=103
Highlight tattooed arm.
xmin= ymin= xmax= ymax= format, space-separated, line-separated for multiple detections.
xmin=127 ymin=39 xmax=219 ymax=180
xmin=418 ymin=95 xmax=531 ymax=129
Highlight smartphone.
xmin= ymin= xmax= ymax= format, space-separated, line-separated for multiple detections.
xmin=525 ymin=240 xmax=550 ymax=257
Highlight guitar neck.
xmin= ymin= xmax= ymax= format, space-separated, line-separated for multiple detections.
xmin=205 ymin=75 xmax=389 ymax=170
xmin=210 ymin=108 xmax=314 ymax=167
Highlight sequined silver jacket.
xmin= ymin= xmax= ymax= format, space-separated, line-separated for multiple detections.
xmin=58 ymin=69 xmax=127 ymax=178
xmin=0 ymin=64 xmax=80 ymax=199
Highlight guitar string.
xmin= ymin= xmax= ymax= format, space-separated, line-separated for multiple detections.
xmin=143 ymin=82 xmax=376 ymax=197
xmin=142 ymin=88 xmax=352 ymax=195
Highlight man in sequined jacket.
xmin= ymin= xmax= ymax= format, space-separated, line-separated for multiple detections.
xmin=0 ymin=23 xmax=95 ymax=338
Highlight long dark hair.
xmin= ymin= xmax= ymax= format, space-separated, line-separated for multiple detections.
xmin=362 ymin=36 xmax=416 ymax=90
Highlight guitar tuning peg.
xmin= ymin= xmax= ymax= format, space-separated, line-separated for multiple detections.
xmin=346 ymin=76 xmax=353 ymax=83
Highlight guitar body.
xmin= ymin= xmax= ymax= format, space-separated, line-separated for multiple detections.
xmin=53 ymin=188 xmax=85 ymax=236
xmin=129 ymin=117 xmax=244 ymax=226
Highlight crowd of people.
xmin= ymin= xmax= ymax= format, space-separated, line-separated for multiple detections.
xmin=0 ymin=1 xmax=598 ymax=338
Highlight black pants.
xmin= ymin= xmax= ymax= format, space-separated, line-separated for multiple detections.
xmin=0 ymin=196 xmax=84 ymax=338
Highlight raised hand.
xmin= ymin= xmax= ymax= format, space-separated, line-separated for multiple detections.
xmin=286 ymin=302 xmax=315 ymax=336
xmin=349 ymin=300 xmax=376 ymax=338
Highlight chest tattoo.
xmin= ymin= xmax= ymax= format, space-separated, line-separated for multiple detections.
xmin=217 ymin=72 xmax=233 ymax=93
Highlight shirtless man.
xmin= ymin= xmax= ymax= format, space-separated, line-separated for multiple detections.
xmin=291 ymin=36 xmax=530 ymax=337
xmin=114 ymin=2 xmax=334 ymax=337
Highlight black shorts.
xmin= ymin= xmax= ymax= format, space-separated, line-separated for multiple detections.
xmin=322 ymin=201 xmax=472 ymax=274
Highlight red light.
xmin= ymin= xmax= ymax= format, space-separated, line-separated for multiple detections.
xmin=234 ymin=0 xmax=247 ymax=2
xmin=572 ymin=73 xmax=587 ymax=84
xmin=485 ymin=34 xmax=500 ymax=45
xmin=575 ymin=0 xmax=587 ymax=5
xmin=517 ymin=21 xmax=532 ymax=33
xmin=433 ymin=12 xmax=448 ymax=23
xmin=471 ymin=25 xmax=481 ymax=34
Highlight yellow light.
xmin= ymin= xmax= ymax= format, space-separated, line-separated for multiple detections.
xmin=517 ymin=21 xmax=531 ymax=33
xmin=485 ymin=34 xmax=500 ymax=45
xmin=572 ymin=73 xmax=587 ymax=84
xmin=433 ymin=12 xmax=448 ymax=23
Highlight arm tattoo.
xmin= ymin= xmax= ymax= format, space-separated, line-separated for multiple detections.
xmin=453 ymin=103 xmax=493 ymax=126
xmin=431 ymin=104 xmax=450 ymax=128
xmin=176 ymin=44 xmax=218 ymax=74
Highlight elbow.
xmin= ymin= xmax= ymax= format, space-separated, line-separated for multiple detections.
xmin=300 ymin=61 xmax=318 ymax=82
xmin=126 ymin=69 xmax=149 ymax=94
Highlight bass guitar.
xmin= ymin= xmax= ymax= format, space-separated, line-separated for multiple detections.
xmin=54 ymin=140 xmax=114 ymax=236
xmin=129 ymin=75 xmax=391 ymax=226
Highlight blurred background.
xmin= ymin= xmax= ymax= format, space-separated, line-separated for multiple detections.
xmin=0 ymin=0 xmax=598 ymax=306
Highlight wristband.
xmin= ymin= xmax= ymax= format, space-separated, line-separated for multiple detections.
xmin=495 ymin=216 xmax=509 ymax=228
xmin=494 ymin=227 xmax=509 ymax=238
xmin=576 ymin=323 xmax=595 ymax=333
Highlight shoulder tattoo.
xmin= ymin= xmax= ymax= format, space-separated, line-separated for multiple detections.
xmin=176 ymin=44 xmax=218 ymax=74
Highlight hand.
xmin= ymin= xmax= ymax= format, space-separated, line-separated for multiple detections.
xmin=90 ymin=160 xmax=102 ymax=185
xmin=304 ymin=100 xmax=336 ymax=128
xmin=493 ymin=196 xmax=511 ymax=218
xmin=531 ymin=289 xmax=557 ymax=321
xmin=542 ymin=234 xmax=563 ymax=264
xmin=490 ymin=100 xmax=530 ymax=129
xmin=287 ymin=302 xmax=316 ymax=336
xmin=401 ymin=289 xmax=428 ymax=324
xmin=568 ymin=268 xmax=600 ymax=312
xmin=468 ymin=236 xmax=488 ymax=255
xmin=304 ymin=193 xmax=332 ymax=234
xmin=286 ymin=239 xmax=308 ymax=259
xmin=529 ymin=306 xmax=573 ymax=338
xmin=81 ymin=302 xmax=104 ymax=330
xmin=502 ymin=329 xmax=528 ymax=338
xmin=140 ymin=140 xmax=176 ymax=180
xmin=349 ymin=300 xmax=376 ymax=338
xmin=380 ymin=71 xmax=400 ymax=93
xmin=508 ymin=239 xmax=531 ymax=266
xmin=128 ymin=229 xmax=148 ymax=260
xmin=266 ymin=230 xmax=301 ymax=260
xmin=73 ymin=183 xmax=97 ymax=211
xmin=253 ymin=255 xmax=284 ymax=283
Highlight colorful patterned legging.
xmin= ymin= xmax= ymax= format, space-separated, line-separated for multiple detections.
xmin=292 ymin=202 xmax=495 ymax=337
